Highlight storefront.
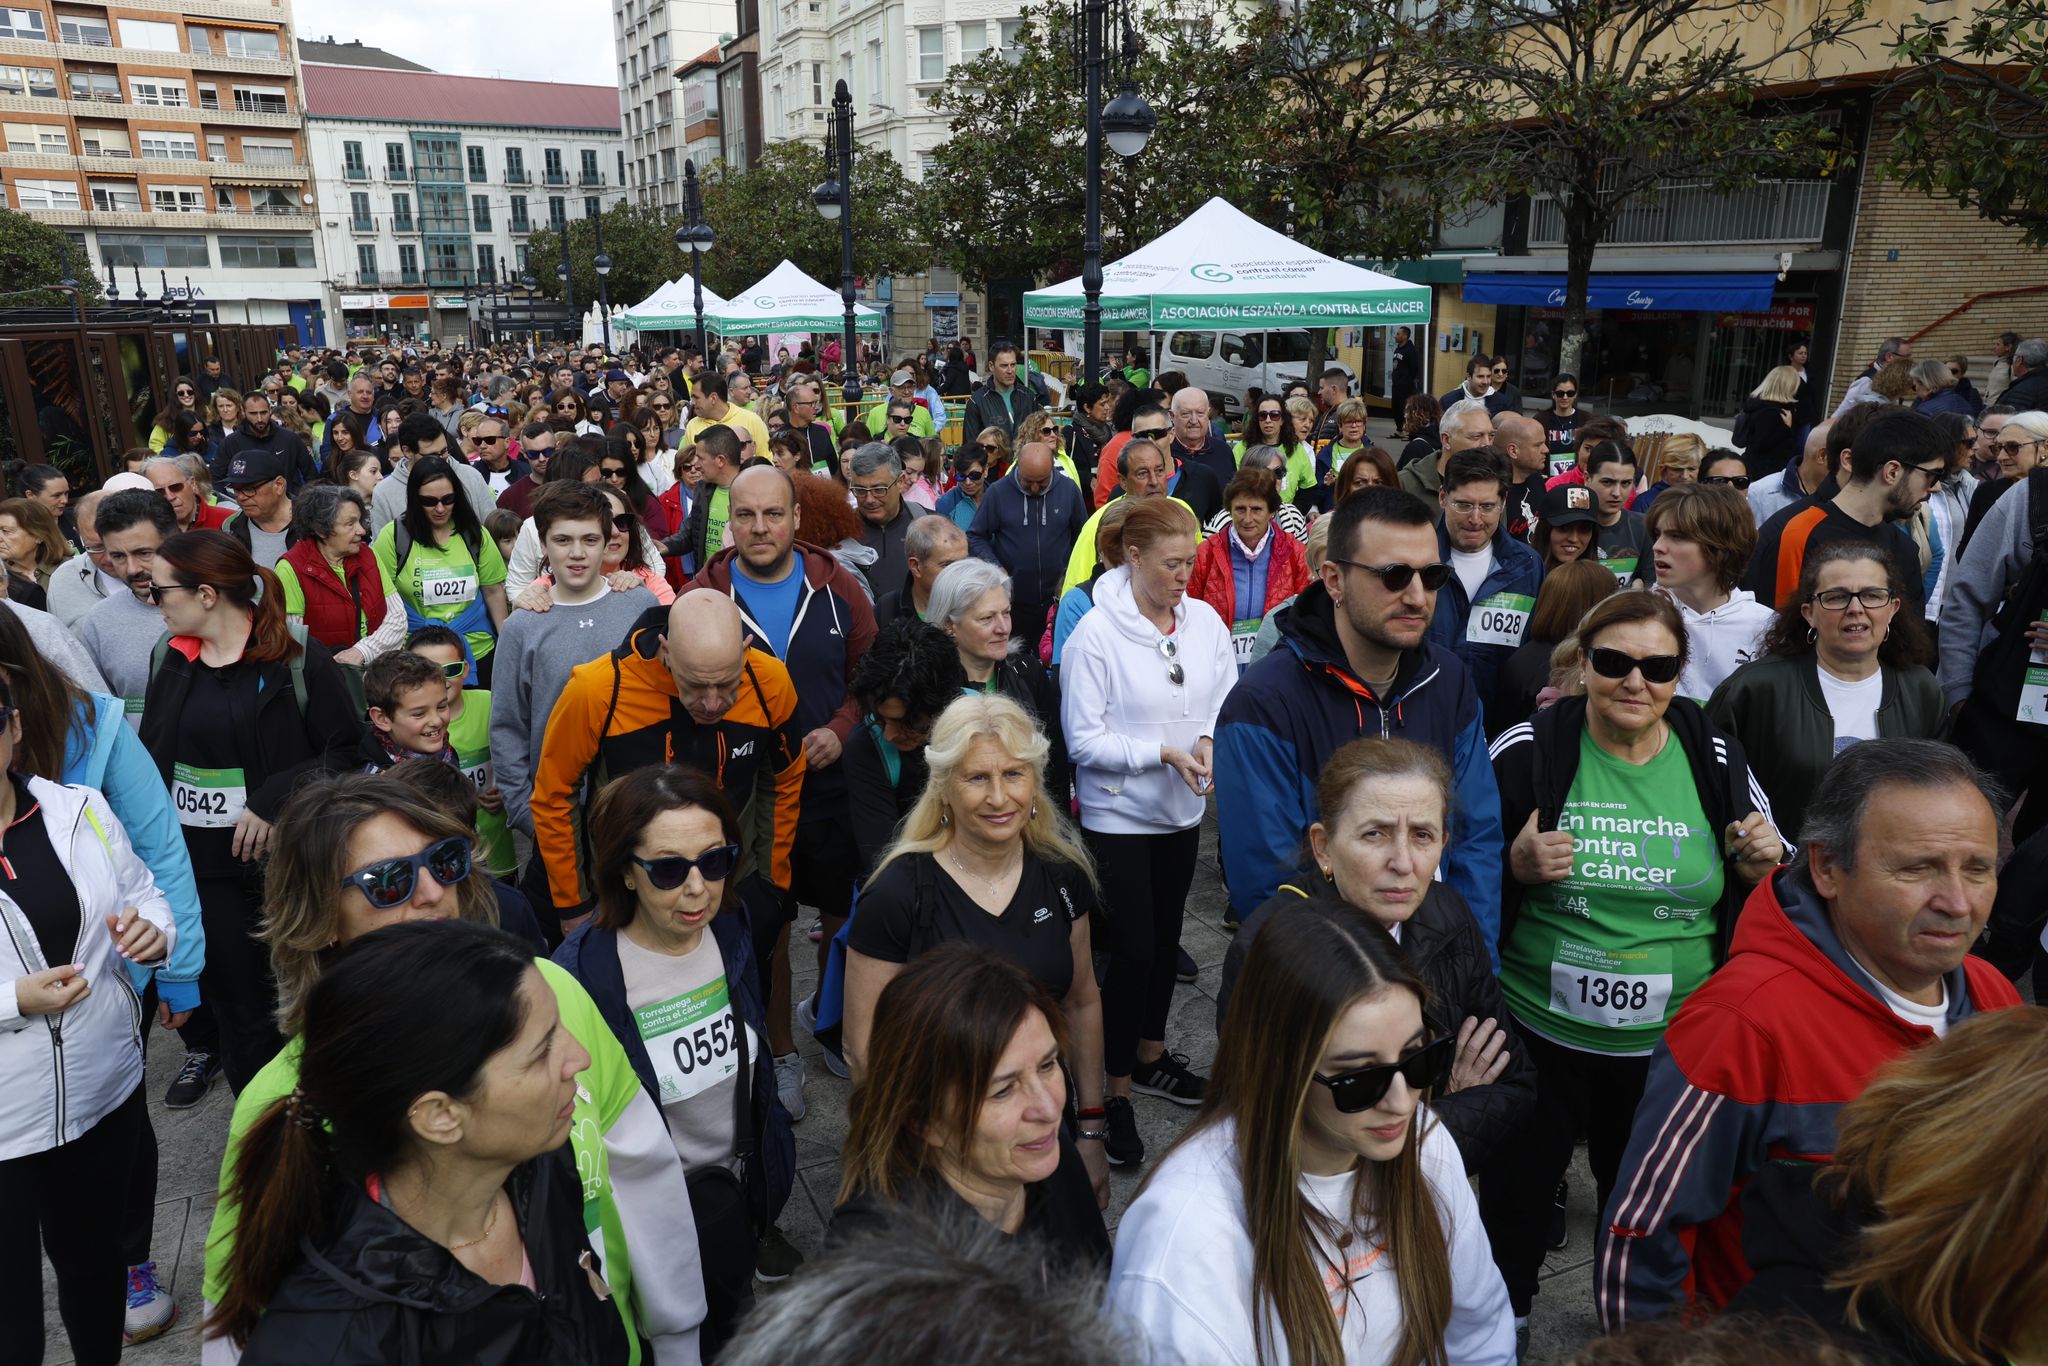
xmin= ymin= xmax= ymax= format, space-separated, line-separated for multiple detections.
xmin=1461 ymin=254 xmax=1839 ymax=421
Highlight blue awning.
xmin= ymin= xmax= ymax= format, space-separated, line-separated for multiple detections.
xmin=1462 ymin=272 xmax=1778 ymax=312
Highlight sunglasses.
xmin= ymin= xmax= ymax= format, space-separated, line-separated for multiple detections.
xmin=602 ymin=467 xmax=628 ymax=479
xmin=1156 ymin=636 xmax=1185 ymax=687
xmin=417 ymin=492 xmax=460 ymax=509
xmin=632 ymin=842 xmax=741 ymax=889
xmin=142 ymin=582 xmax=209 ymax=602
xmin=1586 ymin=646 xmax=1682 ymax=684
xmin=158 ymin=480 xmax=187 ymax=496
xmin=1702 ymin=474 xmax=1751 ymax=489
xmin=1995 ymin=439 xmax=2042 ymax=457
xmin=1257 ymin=408 xmax=1284 ymax=419
xmin=1329 ymin=558 xmax=1453 ymax=592
xmin=888 ymin=412 xmax=912 ymax=423
xmin=961 ymin=468 xmax=986 ymax=482
xmin=427 ymin=658 xmax=467 ymax=679
xmin=1553 ymin=389 xmax=1577 ymax=398
xmin=341 ymin=835 xmax=473 ymax=909
xmin=1313 ymin=1035 xmax=1454 ymax=1113
xmin=471 ymin=434 xmax=503 ymax=445
xmin=1131 ymin=426 xmax=1172 ymax=440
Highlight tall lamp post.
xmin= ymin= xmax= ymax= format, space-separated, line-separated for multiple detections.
xmin=592 ymin=209 xmax=613 ymax=354
xmin=675 ymin=159 xmax=716 ymax=360
xmin=521 ymin=271 xmax=537 ymax=345
xmin=1075 ymin=0 xmax=1155 ymax=387
xmin=813 ymin=79 xmax=860 ymax=411
xmin=556 ymin=230 xmax=577 ymax=342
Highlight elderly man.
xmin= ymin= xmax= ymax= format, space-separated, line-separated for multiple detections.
xmin=1402 ymin=396 xmax=1495 ymax=499
xmin=878 ymin=515 xmax=968 ymax=622
xmin=1166 ymin=386 xmax=1236 ymax=489
xmin=1998 ymin=336 xmax=2048 ymax=411
xmin=848 ymin=442 xmax=920 ymax=595
xmin=219 ymin=448 xmax=298 ymax=568
xmin=144 ymin=456 xmax=231 ymax=533
xmin=967 ymin=442 xmax=1086 ymax=645
xmin=1061 ymin=435 xmax=1200 ymax=595
xmin=46 ymin=489 xmax=119 ymax=626
xmin=321 ymin=370 xmax=383 ymax=459
xmin=1595 ymin=740 xmax=2020 ymax=1332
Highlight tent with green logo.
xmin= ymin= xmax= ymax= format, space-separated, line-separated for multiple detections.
xmin=1021 ymin=196 xmax=1429 ymax=329
xmin=707 ymin=258 xmax=884 ymax=335
xmin=618 ymin=276 xmax=728 ymax=332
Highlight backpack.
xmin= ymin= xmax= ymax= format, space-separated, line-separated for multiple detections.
xmin=149 ymin=620 xmax=310 ymax=719
xmin=1968 ymin=468 xmax=2048 ymax=722
xmin=392 ymin=521 xmax=482 ymax=574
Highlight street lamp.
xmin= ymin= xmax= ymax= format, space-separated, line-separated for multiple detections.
xmin=814 ymin=79 xmax=859 ymax=410
xmin=556 ymin=231 xmax=576 ymax=341
xmin=675 ymin=159 xmax=717 ymax=360
xmin=1074 ymin=0 xmax=1155 ymax=386
xmin=593 ymin=209 xmax=613 ymax=354
xmin=521 ymin=271 xmax=537 ymax=343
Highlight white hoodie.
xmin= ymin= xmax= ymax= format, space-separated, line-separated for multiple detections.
xmin=1107 ymin=1114 xmax=1516 ymax=1366
xmin=1059 ymin=565 xmax=1234 ymax=834
xmin=1662 ymin=587 xmax=1773 ymax=701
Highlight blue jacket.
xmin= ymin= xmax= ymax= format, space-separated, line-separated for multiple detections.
xmin=1213 ymin=583 xmax=1506 ymax=961
xmin=62 ymin=693 xmax=204 ymax=1012
xmin=1427 ymin=522 xmax=1545 ymax=721
xmin=935 ymin=486 xmax=979 ymax=534
xmin=552 ymin=907 xmax=795 ymax=1230
xmin=967 ymin=471 xmax=1088 ymax=608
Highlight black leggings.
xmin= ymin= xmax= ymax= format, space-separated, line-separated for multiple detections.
xmin=0 ymin=1083 xmax=148 ymax=1366
xmin=194 ymin=871 xmax=285 ymax=1094
xmin=1478 ymin=1025 xmax=1651 ymax=1316
xmin=1085 ymin=825 xmax=1201 ymax=1077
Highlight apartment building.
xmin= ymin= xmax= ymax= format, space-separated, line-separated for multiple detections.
xmin=0 ymin=0 xmax=327 ymax=341
xmin=612 ymin=0 xmax=723 ymax=208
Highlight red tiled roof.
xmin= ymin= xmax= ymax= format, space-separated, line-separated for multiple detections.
xmin=302 ymin=63 xmax=620 ymax=132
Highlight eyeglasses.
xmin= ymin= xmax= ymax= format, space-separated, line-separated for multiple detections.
xmin=471 ymin=434 xmax=503 ymax=445
xmin=1552 ymin=389 xmax=1577 ymax=398
xmin=1812 ymin=586 xmax=1897 ymax=611
xmin=430 ymin=659 xmax=468 ymax=680
xmin=1257 ymin=408 xmax=1284 ymax=419
xmin=1132 ymin=426 xmax=1172 ymax=440
xmin=1905 ymin=461 xmax=1948 ymax=481
xmin=1586 ymin=646 xmax=1682 ymax=684
xmin=1702 ymin=474 xmax=1752 ymax=489
xmin=1157 ymin=637 xmax=1184 ymax=687
xmin=340 ymin=835 xmax=473 ymax=909
xmin=632 ymin=842 xmax=741 ymax=889
xmin=142 ymin=582 xmax=212 ymax=603
xmin=1995 ymin=439 xmax=2042 ymax=457
xmin=157 ymin=480 xmax=187 ymax=496
xmin=555 ymin=402 xmax=580 ymax=412
xmin=1328 ymin=558 xmax=1452 ymax=592
xmin=1313 ymin=1036 xmax=1454 ymax=1113
xmin=417 ymin=493 xmax=459 ymax=509
xmin=975 ymin=440 xmax=1002 ymax=452
xmin=1447 ymin=499 xmax=1502 ymax=518
xmin=961 ymin=468 xmax=986 ymax=483
xmin=849 ymin=479 xmax=899 ymax=500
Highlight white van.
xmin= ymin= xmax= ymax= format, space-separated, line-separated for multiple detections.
xmin=1156 ymin=329 xmax=1354 ymax=419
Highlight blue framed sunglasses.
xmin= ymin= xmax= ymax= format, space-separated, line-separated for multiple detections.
xmin=341 ymin=836 xmax=473 ymax=909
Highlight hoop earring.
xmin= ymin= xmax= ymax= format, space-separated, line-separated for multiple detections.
xmin=939 ymin=810 xmax=949 ymax=827
xmin=1319 ymin=865 xmax=1334 ymax=883
xmin=1883 ymin=622 xmax=1892 ymax=642
xmin=1807 ymin=624 xmax=1818 ymax=644
xmin=1030 ymin=803 xmax=1039 ymax=819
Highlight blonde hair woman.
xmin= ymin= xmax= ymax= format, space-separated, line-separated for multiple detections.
xmin=1738 ymin=366 xmax=1803 ymax=479
xmin=841 ymin=693 xmax=1110 ymax=1204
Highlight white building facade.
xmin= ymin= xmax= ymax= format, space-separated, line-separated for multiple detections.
xmin=614 ymin=0 xmax=725 ymax=208
xmin=302 ymin=62 xmax=628 ymax=344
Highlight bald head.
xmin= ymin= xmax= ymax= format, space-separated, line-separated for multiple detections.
xmin=663 ymin=589 xmax=748 ymax=724
xmin=906 ymin=515 xmax=968 ymax=598
xmin=1014 ymin=442 xmax=1056 ymax=496
xmin=1493 ymin=412 xmax=1548 ymax=477
xmin=1802 ymin=419 xmax=1836 ymax=487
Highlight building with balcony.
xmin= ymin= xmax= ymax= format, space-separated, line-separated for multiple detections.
xmin=301 ymin=58 xmax=626 ymax=345
xmin=612 ymin=0 xmax=723 ymax=208
xmin=0 ymin=0 xmax=328 ymax=343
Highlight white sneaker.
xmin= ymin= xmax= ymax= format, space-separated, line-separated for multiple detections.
xmin=795 ymin=993 xmax=850 ymax=1079
xmin=124 ymin=1261 xmax=177 ymax=1343
xmin=774 ymin=1052 xmax=807 ymax=1123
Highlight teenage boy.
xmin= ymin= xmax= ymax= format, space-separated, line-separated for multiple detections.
xmin=1584 ymin=441 xmax=1654 ymax=585
xmin=407 ymin=624 xmax=516 ymax=878
xmin=357 ymin=649 xmax=455 ymax=771
xmin=491 ymin=482 xmax=657 ymax=934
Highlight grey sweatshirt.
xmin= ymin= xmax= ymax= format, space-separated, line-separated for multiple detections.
xmin=1937 ymin=475 xmax=2034 ymax=705
xmin=490 ymin=584 xmax=656 ymax=834
xmin=73 ymin=589 xmax=165 ymax=724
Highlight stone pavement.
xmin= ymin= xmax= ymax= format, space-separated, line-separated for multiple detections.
xmin=48 ymin=816 xmax=1603 ymax=1365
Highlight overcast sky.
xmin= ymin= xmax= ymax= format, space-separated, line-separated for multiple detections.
xmin=298 ymin=2 xmax=618 ymax=87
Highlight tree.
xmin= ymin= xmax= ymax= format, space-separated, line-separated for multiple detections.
xmin=920 ymin=0 xmax=1268 ymax=293
xmin=1433 ymin=0 xmax=1876 ymax=376
xmin=0 ymin=209 xmax=105 ymax=311
xmin=692 ymin=140 xmax=930 ymax=299
xmin=1885 ymin=3 xmax=2048 ymax=248
xmin=527 ymin=200 xmax=689 ymax=317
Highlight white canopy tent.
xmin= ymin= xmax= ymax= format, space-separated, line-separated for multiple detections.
xmin=618 ymin=276 xmax=729 ymax=332
xmin=1022 ymin=197 xmax=1429 ymax=330
xmin=708 ymin=258 xmax=883 ymax=335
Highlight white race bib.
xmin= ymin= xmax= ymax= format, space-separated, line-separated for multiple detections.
xmin=1231 ymin=619 xmax=1262 ymax=666
xmin=1547 ymin=940 xmax=1673 ymax=1031
xmin=172 ymin=762 xmax=247 ymax=829
xmin=419 ymin=567 xmax=478 ymax=606
xmin=2020 ymin=618 xmax=2048 ymax=726
xmin=1466 ymin=592 xmax=1533 ymax=648
xmin=635 ymin=976 xmax=747 ymax=1107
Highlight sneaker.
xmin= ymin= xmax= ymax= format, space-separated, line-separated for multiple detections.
xmin=1103 ymin=1096 xmax=1143 ymax=1167
xmin=1175 ymin=946 xmax=1199 ymax=983
xmin=754 ymin=1224 xmax=805 ymax=1283
xmin=163 ymin=1051 xmax=222 ymax=1110
xmin=1131 ymin=1051 xmax=1206 ymax=1106
xmin=773 ymin=1052 xmax=807 ymax=1123
xmin=1221 ymin=908 xmax=1240 ymax=932
xmin=1548 ymin=1177 xmax=1570 ymax=1250
xmin=124 ymin=1262 xmax=176 ymax=1344
xmin=1515 ymin=1316 xmax=1531 ymax=1361
xmin=795 ymin=993 xmax=849 ymax=1080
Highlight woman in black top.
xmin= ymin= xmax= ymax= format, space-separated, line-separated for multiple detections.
xmin=926 ymin=557 xmax=1071 ymax=806
xmin=842 ymin=693 xmax=1108 ymax=1201
xmin=844 ymin=618 xmax=965 ymax=879
xmin=831 ymin=943 xmax=1110 ymax=1269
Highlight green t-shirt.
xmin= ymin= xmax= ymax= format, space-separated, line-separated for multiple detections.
xmin=1501 ymin=728 xmax=1724 ymax=1055
xmin=202 ymin=960 xmax=652 ymax=1363
xmin=371 ymin=520 xmax=506 ymax=660
xmin=706 ymin=484 xmax=731 ymax=557
xmin=448 ymin=690 xmax=516 ymax=876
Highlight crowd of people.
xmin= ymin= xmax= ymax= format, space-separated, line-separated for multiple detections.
xmin=7 ymin=325 xmax=2048 ymax=1366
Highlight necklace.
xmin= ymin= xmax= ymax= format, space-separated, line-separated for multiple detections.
xmin=446 ymin=1191 xmax=500 ymax=1252
xmin=948 ymin=847 xmax=1017 ymax=899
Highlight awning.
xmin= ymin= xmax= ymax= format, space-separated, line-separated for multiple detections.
xmin=1462 ymin=272 xmax=1777 ymax=313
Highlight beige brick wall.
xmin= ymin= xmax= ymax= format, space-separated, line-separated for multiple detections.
xmin=1831 ymin=92 xmax=2048 ymax=404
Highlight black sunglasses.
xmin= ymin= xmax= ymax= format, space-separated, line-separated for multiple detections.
xmin=142 ymin=581 xmax=213 ymax=603
xmin=632 ymin=842 xmax=741 ymax=889
xmin=1702 ymin=474 xmax=1751 ymax=489
xmin=1328 ymin=558 xmax=1453 ymax=592
xmin=417 ymin=492 xmax=459 ymax=509
xmin=341 ymin=835 xmax=472 ymax=909
xmin=1586 ymin=646 xmax=1682 ymax=684
xmin=1131 ymin=426 xmax=1172 ymax=440
xmin=1257 ymin=408 xmax=1284 ymax=419
xmin=1313 ymin=1035 xmax=1454 ymax=1113
xmin=1553 ymin=389 xmax=1577 ymax=398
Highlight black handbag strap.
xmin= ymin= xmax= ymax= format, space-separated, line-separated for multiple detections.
xmin=731 ymin=982 xmax=755 ymax=1165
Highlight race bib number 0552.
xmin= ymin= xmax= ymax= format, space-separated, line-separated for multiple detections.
xmin=634 ymin=976 xmax=744 ymax=1106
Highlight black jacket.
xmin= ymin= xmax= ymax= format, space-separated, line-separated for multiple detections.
xmin=1735 ymin=397 xmax=1801 ymax=480
xmin=959 ymin=380 xmax=1042 ymax=447
xmin=1170 ymin=458 xmax=1224 ymax=526
xmin=210 ymin=420 xmax=319 ymax=489
xmin=844 ymin=721 xmax=930 ymax=877
xmin=1730 ymin=1159 xmax=1980 ymax=1366
xmin=1216 ymin=882 xmax=1535 ymax=1174
xmin=1998 ymin=366 xmax=2048 ymax=413
xmin=138 ymin=635 xmax=364 ymax=824
xmin=986 ymin=654 xmax=1070 ymax=807
xmin=239 ymin=1147 xmax=631 ymax=1366
xmin=1490 ymin=694 xmax=1774 ymax=961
